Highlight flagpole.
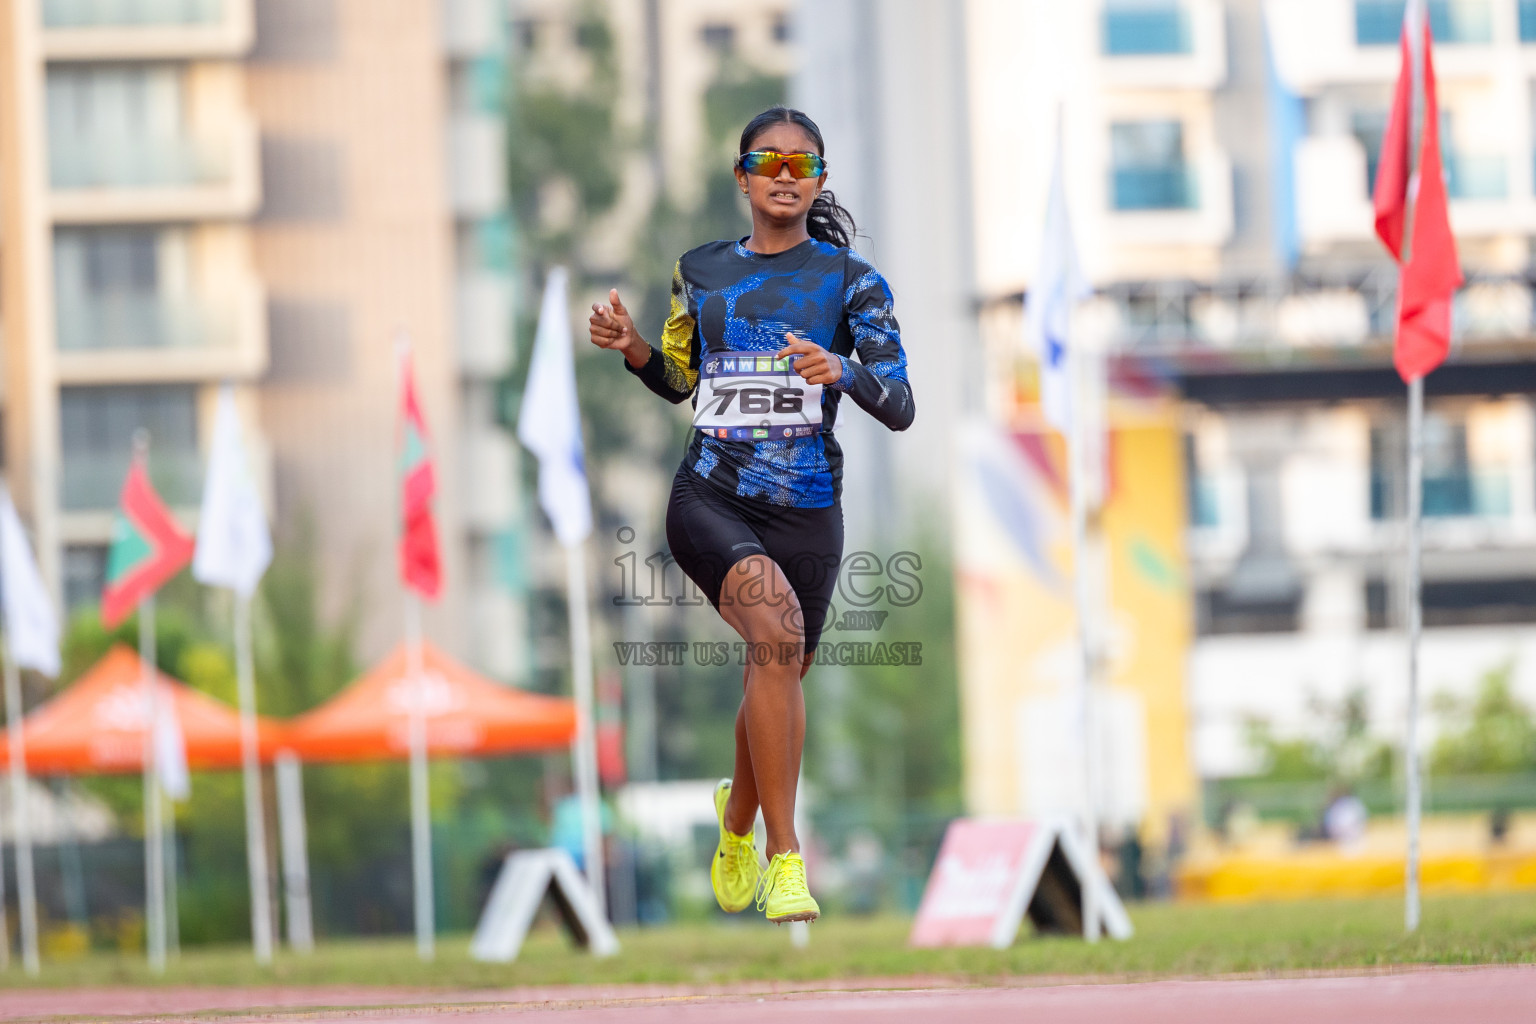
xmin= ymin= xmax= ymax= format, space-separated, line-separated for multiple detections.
xmin=1402 ymin=0 xmax=1426 ymax=936
xmin=1404 ymin=376 xmax=1425 ymax=931
xmin=1066 ymin=296 xmax=1098 ymax=944
xmin=234 ymin=593 xmax=274 ymax=962
xmin=566 ymin=537 xmax=606 ymax=918
xmin=141 ymin=594 xmax=166 ymax=973
xmin=3 ymin=642 xmax=39 ymax=975
xmin=405 ymin=593 xmax=434 ymax=960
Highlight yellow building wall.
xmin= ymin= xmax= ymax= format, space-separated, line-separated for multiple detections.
xmin=955 ymin=402 xmax=1197 ymax=835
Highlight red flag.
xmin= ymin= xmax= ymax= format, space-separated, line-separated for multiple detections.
xmin=398 ymin=349 xmax=443 ymax=600
xmin=101 ymin=455 xmax=195 ymax=628
xmin=1372 ymin=9 xmax=1463 ymax=383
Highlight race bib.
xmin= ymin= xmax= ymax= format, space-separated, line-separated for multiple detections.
xmin=693 ymin=351 xmax=824 ymax=442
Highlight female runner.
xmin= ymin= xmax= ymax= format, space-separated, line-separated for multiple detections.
xmin=588 ymin=107 xmax=914 ymax=922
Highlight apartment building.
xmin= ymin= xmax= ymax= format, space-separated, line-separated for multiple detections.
xmin=964 ymin=0 xmax=1536 ymax=800
xmin=0 ymin=0 xmax=525 ymax=676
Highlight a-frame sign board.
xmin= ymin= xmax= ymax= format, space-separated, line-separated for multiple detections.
xmin=909 ymin=818 xmax=1132 ymax=947
xmin=470 ymin=848 xmax=620 ymax=962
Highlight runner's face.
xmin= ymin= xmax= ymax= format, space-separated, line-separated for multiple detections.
xmin=735 ymin=123 xmax=826 ymax=230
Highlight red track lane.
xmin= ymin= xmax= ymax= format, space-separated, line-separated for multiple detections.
xmin=0 ymin=967 xmax=1532 ymax=1023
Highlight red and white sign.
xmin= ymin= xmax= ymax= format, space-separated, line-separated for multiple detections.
xmin=909 ymin=818 xmax=1132 ymax=948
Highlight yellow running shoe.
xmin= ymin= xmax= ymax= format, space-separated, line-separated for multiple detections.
xmin=756 ymin=850 xmax=820 ymax=924
xmin=710 ymin=779 xmax=759 ymax=913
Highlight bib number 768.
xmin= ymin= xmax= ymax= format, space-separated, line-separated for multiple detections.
xmin=707 ymin=385 xmax=804 ymax=416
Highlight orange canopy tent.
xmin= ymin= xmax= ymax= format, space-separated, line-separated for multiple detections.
xmin=0 ymin=644 xmax=289 ymax=774
xmin=280 ymin=642 xmax=576 ymax=763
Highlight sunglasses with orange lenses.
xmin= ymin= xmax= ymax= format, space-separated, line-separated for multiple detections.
xmin=736 ymin=150 xmax=827 ymax=178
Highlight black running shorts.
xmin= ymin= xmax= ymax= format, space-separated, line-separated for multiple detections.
xmin=665 ymin=465 xmax=844 ymax=655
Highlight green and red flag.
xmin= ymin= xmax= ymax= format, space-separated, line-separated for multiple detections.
xmin=101 ymin=453 xmax=195 ymax=628
xmin=398 ymin=347 xmax=443 ymax=600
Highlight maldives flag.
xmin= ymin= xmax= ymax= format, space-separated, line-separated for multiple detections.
xmin=398 ymin=347 xmax=442 ymax=600
xmin=101 ymin=454 xmax=195 ymax=628
xmin=1372 ymin=1 xmax=1463 ymax=383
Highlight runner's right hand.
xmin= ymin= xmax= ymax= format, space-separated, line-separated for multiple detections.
xmin=590 ymin=289 xmax=643 ymax=363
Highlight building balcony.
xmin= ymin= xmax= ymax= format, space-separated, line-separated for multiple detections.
xmin=41 ymin=0 xmax=253 ymax=60
xmin=1112 ymin=166 xmax=1196 ymax=211
xmin=1446 ymin=152 xmax=1508 ymax=201
xmin=1371 ymin=469 xmax=1514 ymax=520
xmin=456 ymin=273 xmax=514 ymax=379
xmin=449 ymin=113 xmax=507 ymax=219
xmin=49 ymin=113 xmax=260 ymax=224
xmin=1104 ymin=152 xmax=1233 ymax=246
xmin=1100 ymin=0 xmax=1226 ymax=89
xmin=54 ymin=280 xmax=267 ymax=385
xmin=1296 ymin=136 xmax=1534 ymax=246
xmin=442 ymin=0 xmax=503 ymax=59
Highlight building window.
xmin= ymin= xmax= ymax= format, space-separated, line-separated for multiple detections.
xmin=53 ymin=227 xmax=194 ymax=352
xmin=63 ymin=545 xmax=106 ymax=613
xmin=514 ymin=18 xmax=538 ymax=51
xmin=1110 ymin=120 xmax=1195 ymax=211
xmin=60 ymin=385 xmax=201 ymax=511
xmin=1102 ymin=1 xmax=1192 ymax=56
xmin=1355 ymin=1 xmax=1493 ymax=47
xmin=1522 ymin=1 xmax=1536 ymax=42
xmin=1370 ymin=413 xmax=1507 ymax=521
xmin=1350 ymin=110 xmax=1388 ymax=194
xmin=701 ymin=23 xmax=735 ymax=53
xmin=1196 ymin=588 xmax=1301 ymax=635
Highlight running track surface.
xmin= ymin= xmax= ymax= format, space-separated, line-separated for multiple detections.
xmin=0 ymin=966 xmax=1532 ymax=1022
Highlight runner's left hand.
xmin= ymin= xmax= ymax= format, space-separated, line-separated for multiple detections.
xmin=776 ymin=333 xmax=842 ymax=386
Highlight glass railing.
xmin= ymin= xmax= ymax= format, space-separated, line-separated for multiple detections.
xmin=61 ymin=450 xmax=201 ymax=511
xmin=1356 ymin=0 xmax=1493 ymax=46
xmin=48 ymin=133 xmax=230 ymax=190
xmin=1103 ymin=2 xmax=1192 ymax=56
xmin=1365 ymin=152 xmax=1508 ymax=202
xmin=1370 ymin=470 xmax=1512 ymax=520
xmin=42 ymin=0 xmax=222 ymax=28
xmin=1445 ymin=153 xmax=1507 ymax=200
xmin=55 ymin=295 xmax=234 ymax=352
xmin=1111 ymin=166 xmax=1198 ymax=211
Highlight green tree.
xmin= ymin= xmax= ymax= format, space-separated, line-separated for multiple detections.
xmin=1431 ymin=662 xmax=1536 ymax=775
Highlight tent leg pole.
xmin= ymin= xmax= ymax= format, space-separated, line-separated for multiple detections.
xmin=141 ymin=597 xmax=165 ymax=974
xmin=406 ymin=596 xmax=434 ymax=961
xmin=276 ymin=753 xmax=313 ymax=953
xmin=234 ymin=595 xmax=274 ymax=963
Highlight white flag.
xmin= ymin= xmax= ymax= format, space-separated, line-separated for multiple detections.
xmin=154 ymin=697 xmax=190 ymax=801
xmin=517 ymin=267 xmax=593 ymax=547
xmin=193 ymin=387 xmax=272 ymax=597
xmin=1024 ymin=135 xmax=1091 ymax=434
xmin=0 ymin=487 xmax=60 ymax=678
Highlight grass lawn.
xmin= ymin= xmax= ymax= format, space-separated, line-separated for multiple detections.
xmin=4 ymin=891 xmax=1535 ymax=990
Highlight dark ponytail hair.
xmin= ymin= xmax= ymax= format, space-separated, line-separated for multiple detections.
xmin=738 ymin=106 xmax=858 ymax=250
